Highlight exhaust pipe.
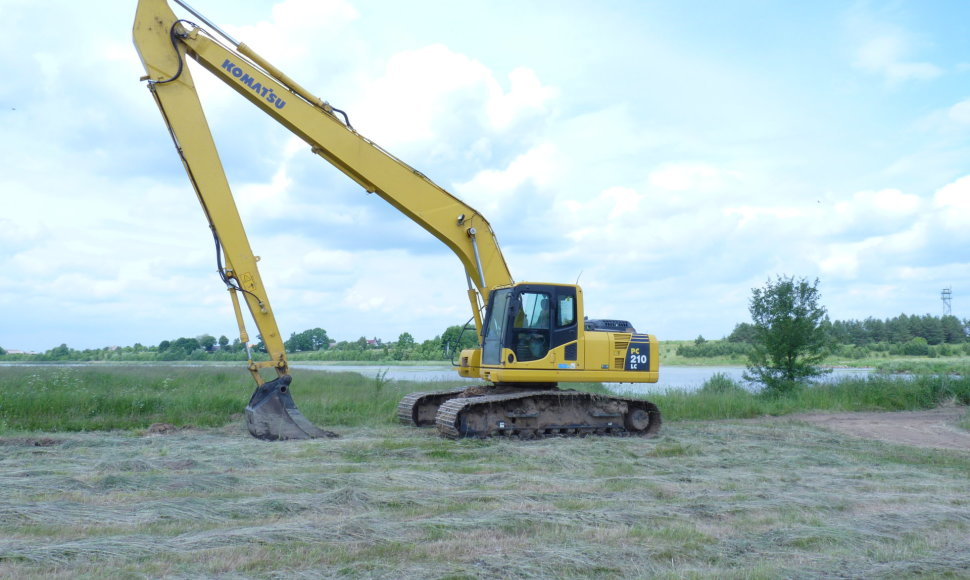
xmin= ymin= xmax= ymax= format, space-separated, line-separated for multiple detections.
xmin=245 ymin=375 xmax=338 ymax=440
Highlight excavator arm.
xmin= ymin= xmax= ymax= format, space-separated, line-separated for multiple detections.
xmin=133 ymin=0 xmax=516 ymax=439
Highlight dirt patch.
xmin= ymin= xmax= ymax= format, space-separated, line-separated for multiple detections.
xmin=146 ymin=423 xmax=182 ymax=435
xmin=783 ymin=407 xmax=970 ymax=451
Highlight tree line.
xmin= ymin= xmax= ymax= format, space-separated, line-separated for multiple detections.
xmin=728 ymin=313 xmax=967 ymax=347
xmin=0 ymin=324 xmax=481 ymax=363
xmin=680 ymin=312 xmax=970 ymax=361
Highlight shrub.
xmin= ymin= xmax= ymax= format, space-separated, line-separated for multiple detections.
xmin=903 ymin=337 xmax=930 ymax=357
xmin=699 ymin=372 xmax=747 ymax=395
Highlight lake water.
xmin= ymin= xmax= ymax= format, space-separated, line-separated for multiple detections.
xmin=609 ymin=366 xmax=873 ymax=395
xmin=290 ymin=364 xmax=467 ymax=383
xmin=291 ymin=363 xmax=874 ymax=393
xmin=3 ymin=362 xmax=873 ymax=393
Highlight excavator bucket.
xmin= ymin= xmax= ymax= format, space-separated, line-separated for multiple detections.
xmin=245 ymin=375 xmax=338 ymax=440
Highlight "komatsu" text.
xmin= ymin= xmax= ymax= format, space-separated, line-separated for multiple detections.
xmin=221 ymin=59 xmax=287 ymax=110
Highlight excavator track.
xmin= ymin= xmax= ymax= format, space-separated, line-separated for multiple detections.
xmin=434 ymin=390 xmax=661 ymax=439
xmin=397 ymin=387 xmax=470 ymax=426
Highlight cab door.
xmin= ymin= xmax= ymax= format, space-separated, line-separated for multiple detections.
xmin=550 ymin=287 xmax=578 ymax=360
xmin=481 ymin=288 xmax=512 ymax=365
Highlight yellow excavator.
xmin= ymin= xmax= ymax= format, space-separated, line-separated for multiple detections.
xmin=133 ymin=0 xmax=661 ymax=440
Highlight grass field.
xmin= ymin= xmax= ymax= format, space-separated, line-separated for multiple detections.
xmin=3 ymin=419 xmax=970 ymax=578
xmin=1 ymin=365 xmax=970 ymax=578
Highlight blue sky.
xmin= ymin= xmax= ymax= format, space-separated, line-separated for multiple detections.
xmin=1 ymin=0 xmax=968 ymax=352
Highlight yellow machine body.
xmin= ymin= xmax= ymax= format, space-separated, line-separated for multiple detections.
xmin=133 ymin=0 xmax=660 ymax=439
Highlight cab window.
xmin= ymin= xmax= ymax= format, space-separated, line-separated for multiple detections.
xmin=514 ymin=292 xmax=551 ymax=329
xmin=557 ymin=295 xmax=576 ymax=328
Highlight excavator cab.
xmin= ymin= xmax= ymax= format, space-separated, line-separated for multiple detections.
xmin=459 ymin=282 xmax=659 ymax=387
xmin=482 ymin=284 xmax=579 ymax=366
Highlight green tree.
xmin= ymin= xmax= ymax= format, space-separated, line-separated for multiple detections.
xmin=903 ymin=336 xmax=930 ymax=356
xmin=887 ymin=314 xmax=913 ymax=343
xmin=48 ymin=343 xmax=72 ymax=360
xmin=218 ymin=335 xmax=230 ymax=350
xmin=917 ymin=314 xmax=944 ymax=345
xmin=743 ymin=276 xmax=831 ymax=393
xmin=0 ymin=345 xmax=6 ymax=355
xmin=441 ymin=323 xmax=480 ymax=356
xmin=285 ymin=328 xmax=330 ymax=352
xmin=941 ymin=315 xmax=966 ymax=344
xmin=198 ymin=334 xmax=217 ymax=352
xmin=862 ymin=317 xmax=887 ymax=343
xmin=397 ymin=332 xmax=415 ymax=350
xmin=726 ymin=322 xmax=756 ymax=343
xmin=394 ymin=332 xmax=415 ymax=360
xmin=170 ymin=337 xmax=201 ymax=354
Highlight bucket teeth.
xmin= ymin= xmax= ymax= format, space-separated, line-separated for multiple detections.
xmin=245 ymin=375 xmax=338 ymax=440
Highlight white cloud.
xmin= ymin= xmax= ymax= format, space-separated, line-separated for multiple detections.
xmin=947 ymin=99 xmax=970 ymax=125
xmin=722 ymin=205 xmax=806 ymax=230
xmin=236 ymin=159 xmax=294 ymax=206
xmin=487 ymin=67 xmax=558 ymax=130
xmin=825 ymin=188 xmax=923 ymax=237
xmin=818 ymin=246 xmax=863 ymax=279
xmin=352 ymin=44 xmax=556 ymax=147
xmin=814 ymin=177 xmax=970 ymax=281
xmin=845 ymin=7 xmax=943 ymax=84
xmin=227 ymin=0 xmax=359 ymax=62
xmin=846 ymin=188 xmax=921 ymax=215
xmin=453 ymin=143 xmax=558 ymax=215
xmin=854 ymin=35 xmax=942 ymax=83
xmin=272 ymin=248 xmax=471 ymax=340
xmin=301 ymin=248 xmax=357 ymax=272
xmin=649 ymin=162 xmax=742 ymax=193
xmin=933 ymin=175 xmax=970 ymax=230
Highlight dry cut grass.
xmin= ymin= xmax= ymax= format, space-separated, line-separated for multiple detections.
xmin=2 ymin=420 xmax=970 ymax=579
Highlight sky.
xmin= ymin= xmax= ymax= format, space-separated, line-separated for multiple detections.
xmin=1 ymin=0 xmax=969 ymax=352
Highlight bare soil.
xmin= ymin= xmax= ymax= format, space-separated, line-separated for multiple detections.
xmin=781 ymin=407 xmax=970 ymax=451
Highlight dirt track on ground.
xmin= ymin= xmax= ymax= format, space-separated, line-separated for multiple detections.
xmin=782 ymin=407 xmax=970 ymax=451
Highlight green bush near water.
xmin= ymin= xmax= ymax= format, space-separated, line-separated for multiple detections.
xmin=1 ymin=365 xmax=968 ymax=434
xmin=648 ymin=370 xmax=970 ymax=422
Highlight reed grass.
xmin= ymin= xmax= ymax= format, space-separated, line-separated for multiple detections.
xmin=0 ymin=365 xmax=451 ymax=433
xmin=2 ymin=365 xmax=969 ymax=434
xmin=651 ymin=371 xmax=970 ymax=422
